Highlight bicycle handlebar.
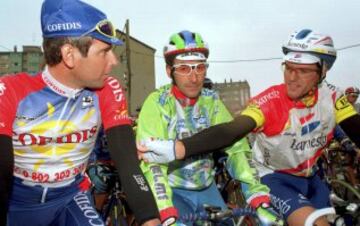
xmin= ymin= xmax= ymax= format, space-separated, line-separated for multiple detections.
xmin=179 ymin=207 xmax=283 ymax=225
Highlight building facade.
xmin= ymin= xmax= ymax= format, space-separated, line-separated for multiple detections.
xmin=112 ymin=30 xmax=156 ymax=115
xmin=0 ymin=31 xmax=156 ymax=116
xmin=213 ymin=79 xmax=250 ymax=116
xmin=0 ymin=46 xmax=43 ymax=76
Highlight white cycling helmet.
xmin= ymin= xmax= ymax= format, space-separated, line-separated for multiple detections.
xmin=282 ymin=29 xmax=337 ymax=79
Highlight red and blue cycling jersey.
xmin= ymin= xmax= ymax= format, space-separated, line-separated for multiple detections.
xmin=241 ymin=82 xmax=357 ymax=177
xmin=0 ymin=68 xmax=131 ymax=186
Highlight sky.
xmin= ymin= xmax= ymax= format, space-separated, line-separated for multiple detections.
xmin=1 ymin=0 xmax=360 ymax=96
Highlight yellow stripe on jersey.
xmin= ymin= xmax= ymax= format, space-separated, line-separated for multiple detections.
xmin=335 ymin=95 xmax=358 ymax=124
xmin=241 ymin=103 xmax=265 ymax=129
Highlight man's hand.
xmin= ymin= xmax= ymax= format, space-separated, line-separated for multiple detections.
xmin=137 ymin=139 xmax=176 ymax=164
xmin=159 ymin=207 xmax=178 ymax=226
xmin=247 ymin=193 xmax=271 ymax=209
xmin=141 ymin=218 xmax=162 ymax=226
xmin=256 ymin=207 xmax=284 ymax=226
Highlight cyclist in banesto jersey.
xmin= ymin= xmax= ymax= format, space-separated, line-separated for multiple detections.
xmin=139 ymin=29 xmax=360 ymax=226
xmin=0 ymin=0 xmax=160 ymax=225
xmin=136 ymin=30 xmax=272 ymax=225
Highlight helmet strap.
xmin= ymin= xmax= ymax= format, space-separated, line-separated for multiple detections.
xmin=318 ymin=62 xmax=327 ymax=84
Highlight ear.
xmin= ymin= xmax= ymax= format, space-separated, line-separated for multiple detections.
xmin=166 ymin=65 xmax=172 ymax=79
xmin=60 ymin=44 xmax=75 ymax=68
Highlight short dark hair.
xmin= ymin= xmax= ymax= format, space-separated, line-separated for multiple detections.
xmin=42 ymin=36 xmax=93 ymax=66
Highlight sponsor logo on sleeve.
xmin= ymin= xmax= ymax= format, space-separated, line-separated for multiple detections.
xmin=133 ymin=174 xmax=150 ymax=192
xmin=106 ymin=77 xmax=125 ymax=102
xmin=82 ymin=96 xmax=94 ymax=108
xmin=150 ymin=165 xmax=169 ymax=200
xmin=0 ymin=82 xmax=6 ymax=96
xmin=335 ymin=95 xmax=351 ymax=110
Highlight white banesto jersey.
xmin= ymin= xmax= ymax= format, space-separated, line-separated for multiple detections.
xmin=0 ymin=69 xmax=131 ymax=186
xmin=242 ymin=83 xmax=357 ymax=177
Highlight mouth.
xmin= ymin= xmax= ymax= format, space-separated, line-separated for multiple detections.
xmin=287 ymin=82 xmax=301 ymax=89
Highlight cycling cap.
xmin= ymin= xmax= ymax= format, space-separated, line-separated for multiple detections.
xmin=345 ymin=86 xmax=360 ymax=95
xmin=282 ymin=29 xmax=336 ymax=70
xmin=163 ymin=30 xmax=209 ymax=65
xmin=41 ymin=0 xmax=122 ymax=46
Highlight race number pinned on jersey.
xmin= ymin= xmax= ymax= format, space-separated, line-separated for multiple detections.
xmin=335 ymin=95 xmax=351 ymax=110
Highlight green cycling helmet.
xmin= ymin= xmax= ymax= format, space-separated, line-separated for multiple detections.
xmin=163 ymin=30 xmax=209 ymax=65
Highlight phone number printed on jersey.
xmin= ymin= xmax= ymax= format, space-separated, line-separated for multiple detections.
xmin=14 ymin=163 xmax=86 ymax=183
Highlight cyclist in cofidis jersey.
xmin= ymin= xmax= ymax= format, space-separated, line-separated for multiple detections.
xmin=138 ymin=29 xmax=360 ymax=226
xmin=0 ymin=0 xmax=160 ymax=225
xmin=136 ymin=30 xmax=276 ymax=225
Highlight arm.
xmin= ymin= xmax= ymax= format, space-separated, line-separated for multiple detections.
xmin=212 ymin=99 xmax=270 ymax=208
xmin=225 ymin=139 xmax=270 ymax=207
xmin=0 ymin=135 xmax=14 ymax=225
xmin=136 ymin=91 xmax=178 ymax=224
xmin=333 ymin=125 xmax=358 ymax=155
xmin=339 ymin=114 xmax=360 ymax=149
xmin=105 ymin=125 xmax=160 ymax=225
xmin=181 ymin=115 xmax=257 ymax=158
xmin=139 ymin=108 xmax=259 ymax=162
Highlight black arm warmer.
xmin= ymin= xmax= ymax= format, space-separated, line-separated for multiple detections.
xmin=339 ymin=114 xmax=360 ymax=148
xmin=182 ymin=115 xmax=257 ymax=158
xmin=0 ymin=135 xmax=13 ymax=225
xmin=105 ymin=125 xmax=159 ymax=225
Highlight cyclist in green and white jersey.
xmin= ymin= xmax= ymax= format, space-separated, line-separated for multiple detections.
xmin=136 ymin=30 xmax=275 ymax=225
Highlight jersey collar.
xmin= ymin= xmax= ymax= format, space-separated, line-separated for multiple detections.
xmin=292 ymin=88 xmax=319 ymax=108
xmin=171 ymin=85 xmax=198 ymax=107
xmin=42 ymin=67 xmax=83 ymax=99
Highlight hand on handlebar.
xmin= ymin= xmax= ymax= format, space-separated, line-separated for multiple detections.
xmin=256 ymin=207 xmax=284 ymax=226
xmin=248 ymin=193 xmax=271 ymax=209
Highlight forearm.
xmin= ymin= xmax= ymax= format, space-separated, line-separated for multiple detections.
xmin=0 ymin=135 xmax=14 ymax=225
xmin=339 ymin=114 xmax=360 ymax=148
xmin=225 ymin=140 xmax=269 ymax=200
xmin=143 ymin=162 xmax=179 ymax=224
xmin=106 ymin=125 xmax=160 ymax=225
xmin=181 ymin=115 xmax=256 ymax=158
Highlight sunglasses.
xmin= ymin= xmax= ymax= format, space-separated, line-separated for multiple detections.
xmin=281 ymin=62 xmax=320 ymax=76
xmin=81 ymin=19 xmax=116 ymax=38
xmin=172 ymin=63 xmax=209 ymax=76
xmin=348 ymin=94 xmax=359 ymax=98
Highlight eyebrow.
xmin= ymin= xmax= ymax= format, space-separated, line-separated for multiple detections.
xmin=103 ymin=45 xmax=113 ymax=52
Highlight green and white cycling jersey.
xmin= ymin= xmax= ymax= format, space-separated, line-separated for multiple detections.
xmin=136 ymin=84 xmax=269 ymax=210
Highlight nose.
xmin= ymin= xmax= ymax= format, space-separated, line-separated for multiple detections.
xmin=286 ymin=69 xmax=298 ymax=81
xmin=188 ymin=69 xmax=199 ymax=82
xmin=108 ymin=50 xmax=119 ymax=67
